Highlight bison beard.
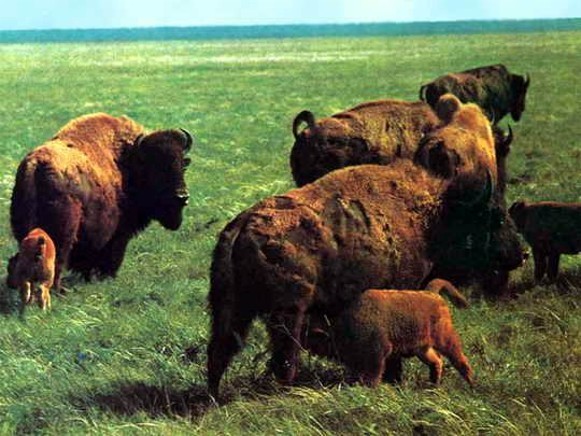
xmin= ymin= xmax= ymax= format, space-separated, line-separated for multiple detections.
xmin=10 ymin=113 xmax=193 ymax=287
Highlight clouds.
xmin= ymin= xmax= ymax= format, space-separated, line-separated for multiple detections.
xmin=0 ymin=0 xmax=579 ymax=31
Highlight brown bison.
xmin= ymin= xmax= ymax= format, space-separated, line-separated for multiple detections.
xmin=290 ymin=99 xmax=439 ymax=186
xmin=419 ymin=64 xmax=530 ymax=123
xmin=10 ymin=113 xmax=193 ymax=288
xmin=509 ymin=201 xmax=581 ymax=281
xmin=7 ymin=228 xmax=56 ymax=315
xmin=303 ymin=279 xmax=473 ymax=387
xmin=207 ymin=95 xmax=523 ymax=397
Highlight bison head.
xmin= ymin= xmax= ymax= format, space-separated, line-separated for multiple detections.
xmin=127 ymin=128 xmax=193 ymax=230
xmin=291 ymin=110 xmax=370 ymax=187
xmin=510 ymin=73 xmax=530 ymax=122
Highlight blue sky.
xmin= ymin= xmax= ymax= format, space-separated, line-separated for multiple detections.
xmin=1 ymin=0 xmax=580 ymax=31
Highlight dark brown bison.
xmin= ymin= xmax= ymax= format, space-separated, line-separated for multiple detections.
xmin=290 ymin=99 xmax=439 ymax=186
xmin=303 ymin=279 xmax=473 ymax=387
xmin=10 ymin=113 xmax=192 ymax=288
xmin=207 ymin=96 xmax=523 ymax=397
xmin=419 ymin=64 xmax=530 ymax=123
xmin=509 ymin=201 xmax=581 ymax=281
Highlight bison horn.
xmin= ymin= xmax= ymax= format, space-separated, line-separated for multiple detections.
xmin=179 ymin=128 xmax=194 ymax=152
xmin=292 ymin=110 xmax=316 ymax=140
xmin=419 ymin=84 xmax=427 ymax=102
xmin=524 ymin=73 xmax=530 ymax=88
xmin=504 ymin=124 xmax=513 ymax=147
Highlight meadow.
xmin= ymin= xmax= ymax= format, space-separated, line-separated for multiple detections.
xmin=0 ymin=27 xmax=580 ymax=434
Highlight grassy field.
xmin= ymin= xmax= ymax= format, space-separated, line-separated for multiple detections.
xmin=0 ymin=29 xmax=580 ymax=434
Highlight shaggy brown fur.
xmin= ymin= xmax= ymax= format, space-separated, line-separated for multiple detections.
xmin=304 ymin=279 xmax=473 ymax=387
xmin=509 ymin=201 xmax=581 ymax=281
xmin=206 ymin=96 xmax=524 ymax=397
xmin=7 ymin=228 xmax=56 ymax=315
xmin=419 ymin=64 xmax=530 ymax=123
xmin=10 ymin=113 xmax=193 ymax=287
xmin=290 ymin=99 xmax=439 ymax=186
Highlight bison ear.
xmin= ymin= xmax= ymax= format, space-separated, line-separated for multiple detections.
xmin=509 ymin=200 xmax=526 ymax=215
xmin=435 ymin=93 xmax=461 ymax=124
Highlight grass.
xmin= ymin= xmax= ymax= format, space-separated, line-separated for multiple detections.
xmin=0 ymin=29 xmax=580 ymax=434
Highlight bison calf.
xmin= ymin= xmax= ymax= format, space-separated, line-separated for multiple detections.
xmin=7 ymin=228 xmax=56 ymax=315
xmin=509 ymin=201 xmax=581 ymax=281
xmin=304 ymin=279 xmax=474 ymax=387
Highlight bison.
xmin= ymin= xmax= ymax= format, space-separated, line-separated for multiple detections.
xmin=7 ymin=228 xmax=56 ymax=315
xmin=207 ymin=95 xmax=523 ymax=397
xmin=419 ymin=64 xmax=530 ymax=124
xmin=303 ymin=279 xmax=473 ymax=387
xmin=290 ymin=99 xmax=439 ymax=187
xmin=10 ymin=113 xmax=193 ymax=288
xmin=509 ymin=201 xmax=581 ymax=281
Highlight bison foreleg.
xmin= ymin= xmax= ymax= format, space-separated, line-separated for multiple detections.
xmin=383 ymin=356 xmax=403 ymax=383
xmin=96 ymin=235 xmax=130 ymax=278
xmin=267 ymin=306 xmax=307 ymax=385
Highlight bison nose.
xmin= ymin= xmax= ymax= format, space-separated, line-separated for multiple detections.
xmin=175 ymin=192 xmax=190 ymax=206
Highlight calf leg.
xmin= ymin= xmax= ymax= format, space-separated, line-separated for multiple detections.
xmin=547 ymin=253 xmax=560 ymax=282
xmin=19 ymin=282 xmax=31 ymax=316
xmin=439 ymin=337 xmax=474 ymax=386
xmin=38 ymin=283 xmax=51 ymax=310
xmin=418 ymin=347 xmax=444 ymax=384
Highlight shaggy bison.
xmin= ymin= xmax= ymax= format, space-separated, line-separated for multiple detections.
xmin=7 ymin=228 xmax=56 ymax=315
xmin=207 ymin=95 xmax=523 ymax=397
xmin=509 ymin=201 xmax=581 ymax=281
xmin=290 ymin=99 xmax=439 ymax=186
xmin=303 ymin=279 xmax=473 ymax=387
xmin=10 ymin=113 xmax=193 ymax=288
xmin=419 ymin=64 xmax=530 ymax=123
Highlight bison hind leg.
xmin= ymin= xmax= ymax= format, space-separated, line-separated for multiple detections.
xmin=383 ymin=356 xmax=403 ymax=384
xmin=547 ymin=253 xmax=560 ymax=282
xmin=418 ymin=347 xmax=444 ymax=385
xmin=207 ymin=307 xmax=255 ymax=398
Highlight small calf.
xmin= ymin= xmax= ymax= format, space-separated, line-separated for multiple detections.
xmin=304 ymin=279 xmax=473 ymax=387
xmin=509 ymin=201 xmax=581 ymax=281
xmin=7 ymin=228 xmax=56 ymax=314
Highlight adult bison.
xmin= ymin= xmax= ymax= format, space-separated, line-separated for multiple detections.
xmin=419 ymin=64 xmax=530 ymax=123
xmin=207 ymin=96 xmax=524 ymax=397
xmin=290 ymin=99 xmax=439 ymax=186
xmin=10 ymin=113 xmax=192 ymax=288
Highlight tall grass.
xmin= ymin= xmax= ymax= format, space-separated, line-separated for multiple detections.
xmin=0 ymin=30 xmax=579 ymax=434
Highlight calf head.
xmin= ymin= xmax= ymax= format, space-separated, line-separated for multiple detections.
xmin=127 ymin=128 xmax=193 ymax=230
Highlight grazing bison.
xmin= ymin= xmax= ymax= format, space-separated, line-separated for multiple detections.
xmin=207 ymin=94 xmax=523 ymax=397
xmin=509 ymin=201 xmax=581 ymax=281
xmin=303 ymin=279 xmax=473 ymax=387
xmin=10 ymin=113 xmax=193 ymax=288
xmin=419 ymin=64 xmax=530 ymax=123
xmin=7 ymin=228 xmax=56 ymax=315
xmin=290 ymin=99 xmax=439 ymax=186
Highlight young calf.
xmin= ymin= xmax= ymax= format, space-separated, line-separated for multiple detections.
xmin=7 ymin=228 xmax=56 ymax=314
xmin=304 ymin=279 xmax=473 ymax=387
xmin=509 ymin=201 xmax=581 ymax=281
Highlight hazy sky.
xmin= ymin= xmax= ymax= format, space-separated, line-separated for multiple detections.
xmin=1 ymin=0 xmax=580 ymax=31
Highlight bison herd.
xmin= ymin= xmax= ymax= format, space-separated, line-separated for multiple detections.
xmin=5 ymin=64 xmax=580 ymax=398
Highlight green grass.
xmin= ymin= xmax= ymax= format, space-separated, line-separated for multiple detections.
xmin=0 ymin=30 xmax=580 ymax=434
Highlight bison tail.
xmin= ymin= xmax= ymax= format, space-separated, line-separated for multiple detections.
xmin=292 ymin=110 xmax=316 ymax=140
xmin=10 ymin=158 xmax=40 ymax=242
xmin=425 ymin=278 xmax=469 ymax=309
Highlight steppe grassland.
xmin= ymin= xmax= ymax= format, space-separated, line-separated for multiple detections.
xmin=0 ymin=30 xmax=579 ymax=434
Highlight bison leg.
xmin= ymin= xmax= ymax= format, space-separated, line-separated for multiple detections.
xmin=267 ymin=306 xmax=308 ymax=385
xmin=96 ymin=234 xmax=130 ymax=278
xmin=418 ymin=347 xmax=443 ymax=385
xmin=438 ymin=338 xmax=474 ymax=387
xmin=383 ymin=356 xmax=403 ymax=383
xmin=532 ymin=248 xmax=547 ymax=282
xmin=547 ymin=253 xmax=560 ymax=282
xmin=19 ymin=282 xmax=31 ymax=316
xmin=38 ymin=284 xmax=51 ymax=311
